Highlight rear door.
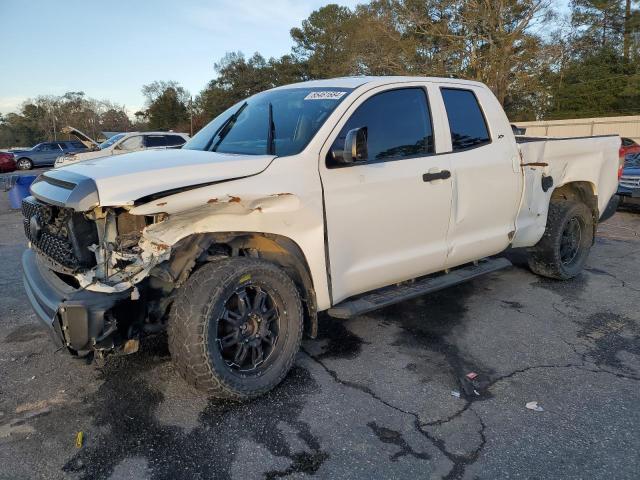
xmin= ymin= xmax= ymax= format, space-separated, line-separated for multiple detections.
xmin=319 ymin=84 xmax=452 ymax=303
xmin=144 ymin=135 xmax=168 ymax=149
xmin=435 ymin=85 xmax=522 ymax=268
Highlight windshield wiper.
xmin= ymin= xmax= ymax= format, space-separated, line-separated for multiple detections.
xmin=267 ymin=102 xmax=276 ymax=155
xmin=208 ymin=102 xmax=247 ymax=152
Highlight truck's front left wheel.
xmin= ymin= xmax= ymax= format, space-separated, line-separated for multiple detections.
xmin=168 ymin=258 xmax=303 ymax=400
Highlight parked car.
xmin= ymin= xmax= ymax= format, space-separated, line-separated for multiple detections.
xmin=621 ymin=137 xmax=640 ymax=157
xmin=22 ymin=76 xmax=620 ymax=400
xmin=612 ymin=152 xmax=640 ymax=209
xmin=11 ymin=141 xmax=88 ymax=170
xmin=0 ymin=152 xmax=16 ymax=172
xmin=54 ymin=127 xmax=190 ymax=168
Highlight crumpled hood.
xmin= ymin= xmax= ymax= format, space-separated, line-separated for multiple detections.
xmin=57 ymin=149 xmax=275 ymax=206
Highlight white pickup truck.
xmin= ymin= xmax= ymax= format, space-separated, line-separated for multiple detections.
xmin=22 ymin=76 xmax=621 ymax=399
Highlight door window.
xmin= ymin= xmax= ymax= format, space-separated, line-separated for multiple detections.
xmin=145 ymin=135 xmax=167 ymax=148
xmin=328 ymin=88 xmax=433 ymax=166
xmin=41 ymin=143 xmax=59 ymax=151
xmin=441 ymin=88 xmax=490 ymax=151
xmin=118 ymin=136 xmax=144 ymax=151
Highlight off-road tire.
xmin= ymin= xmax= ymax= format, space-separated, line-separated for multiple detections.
xmin=527 ymin=199 xmax=594 ymax=280
xmin=16 ymin=158 xmax=33 ymax=170
xmin=168 ymin=257 xmax=303 ymax=400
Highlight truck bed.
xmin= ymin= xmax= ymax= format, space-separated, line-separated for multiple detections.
xmin=511 ymin=134 xmax=620 ymax=248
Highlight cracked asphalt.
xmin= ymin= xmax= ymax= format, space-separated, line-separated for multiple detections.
xmin=1 ymin=189 xmax=639 ymax=480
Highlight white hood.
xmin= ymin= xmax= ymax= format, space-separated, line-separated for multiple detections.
xmin=58 ymin=149 xmax=276 ymax=206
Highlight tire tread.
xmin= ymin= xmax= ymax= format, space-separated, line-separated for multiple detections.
xmin=168 ymin=257 xmax=302 ymax=400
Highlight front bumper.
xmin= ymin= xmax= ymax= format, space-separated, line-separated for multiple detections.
xmin=22 ymin=249 xmax=131 ymax=352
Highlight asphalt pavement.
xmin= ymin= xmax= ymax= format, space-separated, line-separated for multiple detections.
xmin=1 ymin=192 xmax=639 ymax=480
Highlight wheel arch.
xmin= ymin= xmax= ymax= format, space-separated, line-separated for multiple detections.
xmin=160 ymin=231 xmax=319 ymax=338
xmin=550 ymin=181 xmax=598 ymax=245
xmin=551 ymin=181 xmax=598 ymax=221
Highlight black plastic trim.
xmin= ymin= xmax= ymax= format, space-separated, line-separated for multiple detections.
xmin=22 ymin=249 xmax=131 ymax=351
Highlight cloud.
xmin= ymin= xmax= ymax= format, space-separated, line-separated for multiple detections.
xmin=184 ymin=0 xmax=360 ymax=56
xmin=0 ymin=96 xmax=26 ymax=115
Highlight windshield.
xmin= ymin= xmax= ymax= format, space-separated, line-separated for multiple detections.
xmin=183 ymin=87 xmax=353 ymax=156
xmin=98 ymin=133 xmax=126 ymax=150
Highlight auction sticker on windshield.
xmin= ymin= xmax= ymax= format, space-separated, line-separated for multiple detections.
xmin=304 ymin=91 xmax=348 ymax=100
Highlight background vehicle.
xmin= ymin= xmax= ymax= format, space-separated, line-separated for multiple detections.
xmin=11 ymin=141 xmax=87 ymax=170
xmin=615 ymin=152 xmax=640 ymax=208
xmin=21 ymin=77 xmax=620 ymax=400
xmin=54 ymin=128 xmax=189 ymax=168
xmin=0 ymin=152 xmax=16 ymax=172
xmin=621 ymin=137 xmax=640 ymax=156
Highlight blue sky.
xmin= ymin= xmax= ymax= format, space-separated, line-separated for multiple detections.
xmin=0 ymin=0 xmax=361 ymax=115
xmin=0 ymin=0 xmax=568 ymax=116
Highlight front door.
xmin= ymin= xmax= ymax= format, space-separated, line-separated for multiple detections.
xmin=114 ymin=135 xmax=144 ymax=155
xmin=320 ymin=86 xmax=453 ymax=304
xmin=35 ymin=143 xmax=63 ymax=165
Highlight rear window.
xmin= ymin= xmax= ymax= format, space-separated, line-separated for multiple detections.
xmin=165 ymin=135 xmax=186 ymax=146
xmin=441 ymin=88 xmax=490 ymax=151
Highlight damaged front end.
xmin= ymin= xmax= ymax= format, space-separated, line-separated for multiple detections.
xmin=22 ymin=192 xmax=174 ymax=359
xmin=22 ymin=164 xmax=316 ymax=359
xmin=74 ymin=207 xmax=171 ymax=293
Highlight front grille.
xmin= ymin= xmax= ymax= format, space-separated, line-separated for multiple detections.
xmin=22 ymin=197 xmax=97 ymax=272
xmin=620 ymin=175 xmax=640 ymax=189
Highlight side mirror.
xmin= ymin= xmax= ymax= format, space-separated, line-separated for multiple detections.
xmin=343 ymin=127 xmax=368 ymax=163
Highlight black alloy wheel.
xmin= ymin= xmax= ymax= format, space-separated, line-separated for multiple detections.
xmin=559 ymin=216 xmax=582 ymax=266
xmin=217 ymin=284 xmax=280 ymax=373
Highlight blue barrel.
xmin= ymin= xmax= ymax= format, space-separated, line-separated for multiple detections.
xmin=8 ymin=175 xmax=37 ymax=209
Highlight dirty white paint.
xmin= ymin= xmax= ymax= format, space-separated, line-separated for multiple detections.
xmin=512 ymin=135 xmax=620 ymax=247
xmin=53 ymin=76 xmax=620 ymax=309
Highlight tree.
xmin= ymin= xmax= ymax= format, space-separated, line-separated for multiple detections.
xmin=0 ymin=92 xmax=132 ymax=148
xmin=100 ymin=108 xmax=132 ymax=132
xmin=142 ymin=80 xmax=190 ymax=106
xmin=197 ymin=52 xmax=308 ymax=121
xmin=145 ymin=86 xmax=189 ymax=131
xmin=546 ymin=0 xmax=640 ymax=118
xmin=291 ymin=4 xmax=358 ymax=78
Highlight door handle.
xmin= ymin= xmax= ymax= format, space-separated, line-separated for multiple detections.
xmin=422 ymin=170 xmax=451 ymax=182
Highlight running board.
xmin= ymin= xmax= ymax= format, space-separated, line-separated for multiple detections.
xmin=327 ymin=257 xmax=512 ymax=319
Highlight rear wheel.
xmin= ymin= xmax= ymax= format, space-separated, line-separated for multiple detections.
xmin=168 ymin=257 xmax=303 ymax=400
xmin=16 ymin=158 xmax=33 ymax=170
xmin=528 ymin=200 xmax=594 ymax=280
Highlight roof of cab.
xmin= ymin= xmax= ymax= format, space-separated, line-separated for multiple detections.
xmin=273 ymin=75 xmax=487 ymax=91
